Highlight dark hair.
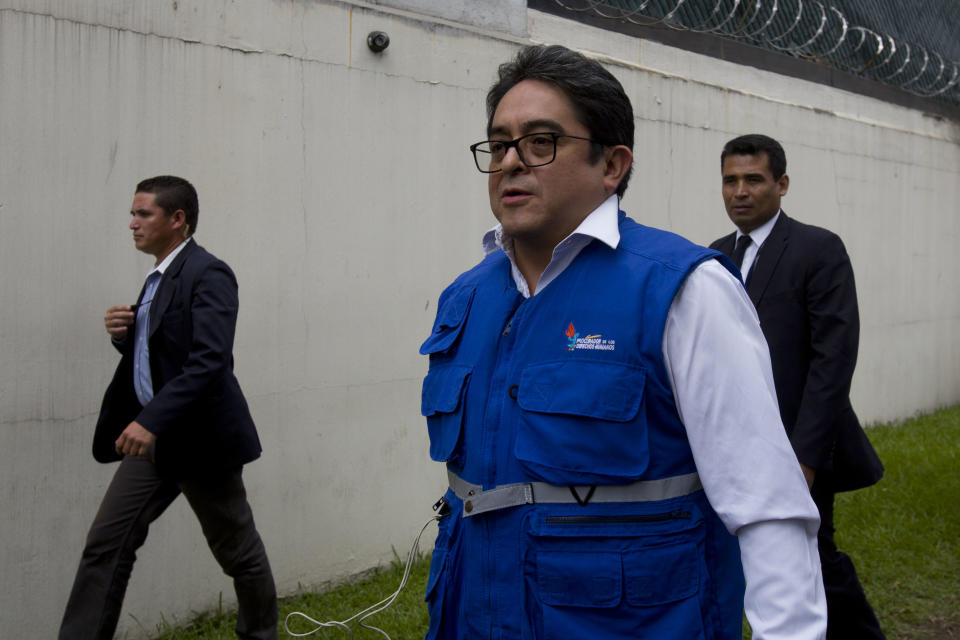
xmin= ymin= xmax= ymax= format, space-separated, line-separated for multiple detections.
xmin=135 ymin=175 xmax=199 ymax=235
xmin=486 ymin=44 xmax=635 ymax=197
xmin=721 ymin=134 xmax=787 ymax=179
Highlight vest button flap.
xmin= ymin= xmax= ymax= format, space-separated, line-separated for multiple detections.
xmin=537 ymin=550 xmax=621 ymax=608
xmin=514 ymin=360 xmax=649 ymax=484
xmin=420 ymin=286 xmax=476 ymax=356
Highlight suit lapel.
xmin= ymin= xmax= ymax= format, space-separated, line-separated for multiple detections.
xmin=149 ymin=240 xmax=196 ymax=338
xmin=747 ymin=212 xmax=790 ymax=305
xmin=713 ymin=232 xmax=737 ymax=260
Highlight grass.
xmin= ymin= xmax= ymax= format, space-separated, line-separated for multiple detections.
xmin=153 ymin=407 xmax=960 ymax=639
xmin=149 ymin=550 xmax=431 ymax=639
xmin=830 ymin=407 xmax=960 ymax=639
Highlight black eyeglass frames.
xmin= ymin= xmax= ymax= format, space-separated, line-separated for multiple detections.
xmin=469 ymin=132 xmax=604 ymax=173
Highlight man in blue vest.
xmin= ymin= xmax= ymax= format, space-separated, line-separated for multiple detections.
xmin=421 ymin=45 xmax=827 ymax=639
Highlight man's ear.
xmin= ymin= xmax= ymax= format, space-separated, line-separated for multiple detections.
xmin=603 ymin=145 xmax=633 ymax=194
xmin=778 ymin=173 xmax=790 ymax=197
xmin=171 ymin=209 xmax=187 ymax=233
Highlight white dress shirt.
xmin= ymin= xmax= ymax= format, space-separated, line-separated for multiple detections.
xmin=152 ymin=236 xmax=192 ymax=273
xmin=482 ymin=195 xmax=826 ymax=640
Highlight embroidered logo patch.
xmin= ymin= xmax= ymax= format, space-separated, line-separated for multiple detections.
xmin=565 ymin=322 xmax=616 ymax=352
xmin=565 ymin=322 xmax=579 ymax=351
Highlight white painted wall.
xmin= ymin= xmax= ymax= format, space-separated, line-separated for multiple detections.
xmin=1 ymin=1 xmax=957 ymax=636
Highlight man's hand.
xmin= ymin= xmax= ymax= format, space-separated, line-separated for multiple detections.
xmin=115 ymin=421 xmax=156 ymax=457
xmin=800 ymin=463 xmax=816 ymax=489
xmin=105 ymin=305 xmax=135 ymax=340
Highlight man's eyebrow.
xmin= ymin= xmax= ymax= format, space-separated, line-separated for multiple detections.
xmin=487 ymin=118 xmax=566 ymax=137
xmin=722 ymin=172 xmax=766 ymax=179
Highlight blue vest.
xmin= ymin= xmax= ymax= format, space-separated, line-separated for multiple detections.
xmin=421 ymin=213 xmax=745 ymax=640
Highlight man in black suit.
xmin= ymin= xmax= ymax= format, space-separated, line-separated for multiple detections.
xmin=710 ymin=134 xmax=885 ymax=639
xmin=60 ymin=176 xmax=277 ymax=639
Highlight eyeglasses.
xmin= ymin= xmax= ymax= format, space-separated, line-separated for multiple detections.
xmin=469 ymin=132 xmax=603 ymax=173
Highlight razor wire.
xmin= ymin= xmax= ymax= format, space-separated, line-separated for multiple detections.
xmin=547 ymin=0 xmax=960 ymax=106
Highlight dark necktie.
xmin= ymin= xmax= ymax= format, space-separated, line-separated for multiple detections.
xmin=732 ymin=234 xmax=752 ymax=269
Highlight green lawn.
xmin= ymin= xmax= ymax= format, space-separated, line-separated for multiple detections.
xmin=153 ymin=407 xmax=960 ymax=639
xmin=829 ymin=408 xmax=960 ymax=639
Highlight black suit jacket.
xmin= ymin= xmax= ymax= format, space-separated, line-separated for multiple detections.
xmin=711 ymin=212 xmax=882 ymax=491
xmin=93 ymin=240 xmax=262 ymax=478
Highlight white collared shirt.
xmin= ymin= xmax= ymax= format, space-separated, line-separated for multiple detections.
xmin=735 ymin=209 xmax=781 ymax=279
xmin=483 ymin=195 xmax=826 ymax=640
xmin=147 ymin=236 xmax=192 ymax=280
xmin=482 ymin=195 xmax=620 ymax=296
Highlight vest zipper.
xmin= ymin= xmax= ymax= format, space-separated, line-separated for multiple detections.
xmin=544 ymin=510 xmax=691 ymax=525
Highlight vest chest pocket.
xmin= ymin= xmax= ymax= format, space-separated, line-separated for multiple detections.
xmin=514 ymin=360 xmax=650 ymax=485
xmin=421 ymin=365 xmax=472 ymax=463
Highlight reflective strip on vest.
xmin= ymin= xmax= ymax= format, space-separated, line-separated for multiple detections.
xmin=448 ymin=469 xmax=702 ymax=518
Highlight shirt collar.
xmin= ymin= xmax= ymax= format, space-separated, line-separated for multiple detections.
xmin=737 ymin=209 xmax=781 ymax=247
xmin=481 ymin=193 xmax=621 ymax=257
xmin=148 ymin=236 xmax=192 ymax=277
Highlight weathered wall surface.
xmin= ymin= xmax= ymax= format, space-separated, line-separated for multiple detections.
xmin=1 ymin=1 xmax=957 ymax=636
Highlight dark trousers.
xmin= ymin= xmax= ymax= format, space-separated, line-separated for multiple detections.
xmin=812 ymin=477 xmax=885 ymax=640
xmin=59 ymin=456 xmax=277 ymax=640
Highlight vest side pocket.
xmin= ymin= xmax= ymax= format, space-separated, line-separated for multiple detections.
xmin=514 ymin=360 xmax=650 ymax=484
xmin=421 ymin=365 xmax=472 ymax=463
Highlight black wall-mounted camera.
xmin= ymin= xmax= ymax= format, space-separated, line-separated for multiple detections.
xmin=367 ymin=31 xmax=390 ymax=53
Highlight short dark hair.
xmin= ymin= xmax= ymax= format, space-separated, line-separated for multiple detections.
xmin=135 ymin=175 xmax=199 ymax=236
xmin=721 ymin=134 xmax=787 ymax=179
xmin=486 ymin=44 xmax=635 ymax=197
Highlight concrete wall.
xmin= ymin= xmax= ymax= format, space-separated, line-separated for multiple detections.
xmin=1 ymin=0 xmax=957 ymax=636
